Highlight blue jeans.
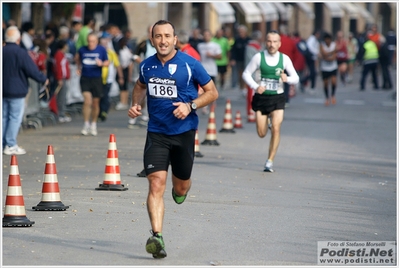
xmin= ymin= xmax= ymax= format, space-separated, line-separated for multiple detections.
xmin=3 ymin=97 xmax=25 ymax=148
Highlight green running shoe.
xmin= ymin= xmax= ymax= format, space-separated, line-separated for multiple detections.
xmin=172 ymin=187 xmax=187 ymax=204
xmin=146 ymin=231 xmax=167 ymax=259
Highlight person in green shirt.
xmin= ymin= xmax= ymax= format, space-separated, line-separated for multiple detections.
xmin=212 ymin=28 xmax=231 ymax=90
xmin=75 ymin=16 xmax=96 ymax=52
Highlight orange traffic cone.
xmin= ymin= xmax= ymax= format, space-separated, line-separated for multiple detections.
xmin=3 ymin=155 xmax=35 ymax=227
xmin=219 ymin=99 xmax=235 ymax=133
xmin=201 ymin=103 xmax=220 ymax=146
xmin=234 ymin=110 xmax=243 ymax=129
xmin=33 ymin=145 xmax=69 ymax=211
xmin=194 ymin=130 xmax=204 ymax=157
xmin=96 ymin=134 xmax=128 ymax=191
xmin=247 ymin=85 xmax=256 ymax=123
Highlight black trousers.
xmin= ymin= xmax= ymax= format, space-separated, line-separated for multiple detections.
xmin=360 ymin=62 xmax=379 ymax=90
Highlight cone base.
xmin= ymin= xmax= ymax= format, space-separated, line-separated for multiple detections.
xmin=32 ymin=201 xmax=69 ymax=211
xmin=195 ymin=152 xmax=204 ymax=157
xmin=95 ymin=184 xmax=128 ymax=191
xmin=219 ymin=128 xmax=236 ymax=133
xmin=234 ymin=125 xmax=243 ymax=129
xmin=201 ymin=140 xmax=220 ymax=146
xmin=3 ymin=216 xmax=35 ymax=227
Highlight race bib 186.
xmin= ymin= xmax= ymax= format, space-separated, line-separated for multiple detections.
xmin=148 ymin=77 xmax=177 ymax=99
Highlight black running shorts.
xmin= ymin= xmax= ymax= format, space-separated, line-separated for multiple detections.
xmin=217 ymin=65 xmax=227 ymax=75
xmin=321 ymin=69 xmax=338 ymax=79
xmin=251 ymin=93 xmax=285 ymax=115
xmin=80 ymin=76 xmax=103 ymax=98
xmin=143 ymin=130 xmax=196 ymax=180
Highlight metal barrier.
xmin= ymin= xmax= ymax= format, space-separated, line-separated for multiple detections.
xmin=22 ymin=78 xmax=58 ymax=130
xmin=22 ymin=78 xmax=43 ymax=130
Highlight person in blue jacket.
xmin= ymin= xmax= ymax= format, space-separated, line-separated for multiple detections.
xmin=128 ymin=20 xmax=218 ymax=259
xmin=3 ymin=26 xmax=48 ymax=155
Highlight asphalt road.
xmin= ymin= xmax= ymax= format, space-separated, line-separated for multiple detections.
xmin=2 ymin=67 xmax=397 ymax=267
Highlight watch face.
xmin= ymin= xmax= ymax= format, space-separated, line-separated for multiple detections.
xmin=191 ymin=102 xmax=197 ymax=109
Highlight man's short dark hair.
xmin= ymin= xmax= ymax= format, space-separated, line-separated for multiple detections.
xmin=72 ymin=20 xmax=81 ymax=27
xmin=105 ymin=23 xmax=117 ymax=31
xmin=21 ymin=21 xmax=34 ymax=33
xmin=56 ymin=39 xmax=67 ymax=50
xmin=323 ymin=32 xmax=332 ymax=40
xmin=84 ymin=16 xmax=95 ymax=26
xmin=151 ymin=20 xmax=175 ymax=38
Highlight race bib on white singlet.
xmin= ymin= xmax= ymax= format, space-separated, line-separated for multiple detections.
xmin=260 ymin=78 xmax=279 ymax=91
xmin=148 ymin=77 xmax=178 ymax=99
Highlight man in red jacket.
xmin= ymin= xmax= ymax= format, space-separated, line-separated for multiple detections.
xmin=53 ymin=39 xmax=71 ymax=123
xmin=278 ymin=25 xmax=299 ymax=106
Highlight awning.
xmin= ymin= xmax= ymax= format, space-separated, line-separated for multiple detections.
xmin=296 ymin=3 xmax=315 ymax=20
xmin=211 ymin=2 xmax=236 ymax=24
xmin=354 ymin=3 xmax=375 ymax=24
xmin=256 ymin=2 xmax=279 ymax=22
xmin=272 ymin=2 xmax=288 ymax=21
xmin=236 ymin=2 xmax=263 ymax=23
xmin=339 ymin=3 xmax=359 ymax=19
xmin=324 ymin=2 xmax=344 ymax=18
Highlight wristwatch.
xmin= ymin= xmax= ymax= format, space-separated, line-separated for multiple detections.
xmin=190 ymin=101 xmax=197 ymax=111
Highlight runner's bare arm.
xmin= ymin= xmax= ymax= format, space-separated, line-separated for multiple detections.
xmin=128 ymin=79 xmax=147 ymax=118
xmin=192 ymin=79 xmax=219 ymax=109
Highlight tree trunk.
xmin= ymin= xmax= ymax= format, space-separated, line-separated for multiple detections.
xmin=8 ymin=3 xmax=21 ymax=27
xmin=51 ymin=3 xmax=76 ymax=26
xmin=31 ymin=3 xmax=45 ymax=34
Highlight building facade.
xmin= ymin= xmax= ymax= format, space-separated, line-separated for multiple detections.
xmin=99 ymin=2 xmax=396 ymax=42
xmin=4 ymin=2 xmax=397 ymax=42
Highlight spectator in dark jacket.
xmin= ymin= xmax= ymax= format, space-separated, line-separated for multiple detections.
xmin=385 ymin=28 xmax=396 ymax=67
xmin=2 ymin=26 xmax=48 ymax=155
xmin=291 ymin=32 xmax=306 ymax=92
xmin=379 ymin=40 xmax=393 ymax=89
xmin=230 ymin=25 xmax=251 ymax=95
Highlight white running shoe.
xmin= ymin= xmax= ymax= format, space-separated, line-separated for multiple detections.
xmin=90 ymin=125 xmax=98 ymax=136
xmin=263 ymin=160 xmax=274 ymax=173
xmin=115 ymin=102 xmax=129 ymax=110
xmin=3 ymin=145 xmax=26 ymax=155
xmin=141 ymin=115 xmax=149 ymax=122
xmin=59 ymin=116 xmax=72 ymax=123
xmin=128 ymin=118 xmax=139 ymax=129
xmin=81 ymin=125 xmax=90 ymax=136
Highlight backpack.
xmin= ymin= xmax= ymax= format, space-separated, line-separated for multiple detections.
xmin=296 ymin=39 xmax=313 ymax=60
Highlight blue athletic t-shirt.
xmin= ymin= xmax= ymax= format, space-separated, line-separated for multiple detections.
xmin=78 ymin=45 xmax=108 ymax=78
xmin=139 ymin=50 xmax=211 ymax=135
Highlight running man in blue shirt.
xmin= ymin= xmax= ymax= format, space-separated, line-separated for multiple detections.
xmin=128 ymin=20 xmax=218 ymax=259
xmin=76 ymin=33 xmax=109 ymax=136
